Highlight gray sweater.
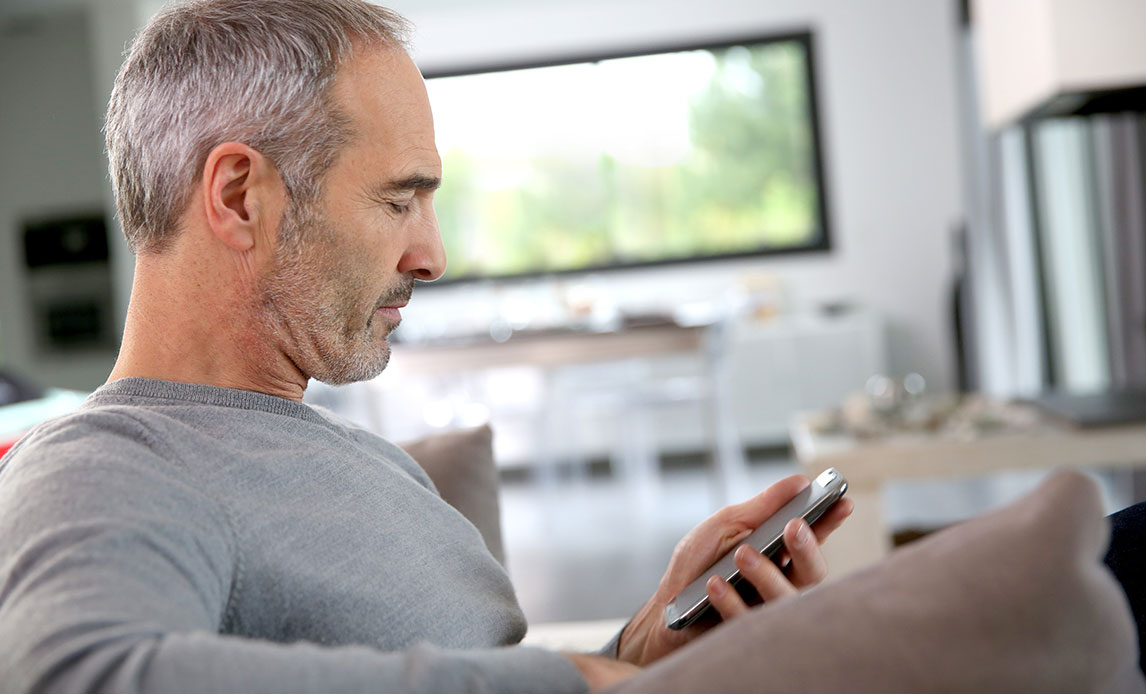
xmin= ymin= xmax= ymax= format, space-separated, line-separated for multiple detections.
xmin=0 ymin=378 xmax=588 ymax=694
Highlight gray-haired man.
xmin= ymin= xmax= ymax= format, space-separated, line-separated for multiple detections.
xmin=0 ymin=1 xmax=849 ymax=692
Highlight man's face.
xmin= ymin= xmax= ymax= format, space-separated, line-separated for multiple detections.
xmin=260 ymin=47 xmax=445 ymax=385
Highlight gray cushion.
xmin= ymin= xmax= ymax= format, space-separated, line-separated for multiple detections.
xmin=611 ymin=470 xmax=1144 ymax=693
xmin=400 ymin=425 xmax=505 ymax=565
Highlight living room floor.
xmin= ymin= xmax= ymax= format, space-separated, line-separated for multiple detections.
xmin=501 ymin=457 xmax=802 ymax=625
xmin=501 ymin=458 xmax=1137 ymax=625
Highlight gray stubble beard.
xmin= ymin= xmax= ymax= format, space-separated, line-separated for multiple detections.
xmin=258 ymin=199 xmax=397 ymax=386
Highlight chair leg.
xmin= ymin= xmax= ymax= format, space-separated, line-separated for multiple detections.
xmin=617 ymin=406 xmax=660 ymax=524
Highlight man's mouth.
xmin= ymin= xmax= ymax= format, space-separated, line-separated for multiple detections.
xmin=373 ymin=279 xmax=415 ymax=326
xmin=374 ymin=304 xmax=405 ymax=323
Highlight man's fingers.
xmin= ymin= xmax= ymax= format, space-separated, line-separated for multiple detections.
xmin=723 ymin=475 xmax=810 ymax=529
xmin=782 ymin=519 xmax=828 ymax=587
xmin=733 ymin=544 xmax=797 ymax=602
xmin=810 ymin=498 xmax=854 ymax=543
xmin=707 ymin=542 xmax=803 ymax=626
xmin=705 ymin=575 xmax=749 ymax=621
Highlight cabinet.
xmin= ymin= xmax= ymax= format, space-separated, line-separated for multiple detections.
xmin=972 ymin=0 xmax=1146 ymax=128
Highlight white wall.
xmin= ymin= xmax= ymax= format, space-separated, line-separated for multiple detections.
xmin=1 ymin=0 xmax=966 ymax=393
xmin=0 ymin=10 xmax=117 ymax=390
xmin=89 ymin=0 xmax=152 ymax=331
xmin=390 ymin=0 xmax=965 ymax=389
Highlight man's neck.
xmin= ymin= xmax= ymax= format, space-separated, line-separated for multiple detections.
xmin=108 ymin=255 xmax=310 ymax=402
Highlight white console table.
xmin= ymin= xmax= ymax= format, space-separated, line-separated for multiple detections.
xmin=366 ymin=310 xmax=887 ymax=476
xmin=790 ymin=407 xmax=1146 ymax=578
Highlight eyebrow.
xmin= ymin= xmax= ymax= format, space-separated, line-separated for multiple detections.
xmin=378 ymin=174 xmax=442 ymax=193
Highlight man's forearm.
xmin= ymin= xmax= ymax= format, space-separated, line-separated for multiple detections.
xmin=8 ymin=630 xmax=588 ymax=694
xmin=562 ymin=652 xmax=640 ymax=692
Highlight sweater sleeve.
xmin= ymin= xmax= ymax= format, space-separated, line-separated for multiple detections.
xmin=0 ymin=418 xmax=587 ymax=694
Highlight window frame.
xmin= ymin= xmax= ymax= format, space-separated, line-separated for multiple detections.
xmin=421 ymin=29 xmax=833 ymax=286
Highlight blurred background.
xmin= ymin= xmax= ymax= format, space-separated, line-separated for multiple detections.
xmin=2 ymin=0 xmax=1146 ymax=625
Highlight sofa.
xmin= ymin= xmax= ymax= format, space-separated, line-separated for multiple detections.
xmin=404 ymin=425 xmax=1144 ymax=692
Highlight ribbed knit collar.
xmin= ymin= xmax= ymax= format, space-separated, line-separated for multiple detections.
xmin=87 ymin=377 xmax=331 ymax=427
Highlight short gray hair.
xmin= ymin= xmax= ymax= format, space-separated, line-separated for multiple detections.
xmin=105 ymin=0 xmax=411 ymax=254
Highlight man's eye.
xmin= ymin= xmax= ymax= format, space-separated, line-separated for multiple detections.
xmin=388 ymin=202 xmax=409 ymax=214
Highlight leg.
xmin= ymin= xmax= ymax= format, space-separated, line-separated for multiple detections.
xmin=1105 ymin=501 xmax=1146 ymax=675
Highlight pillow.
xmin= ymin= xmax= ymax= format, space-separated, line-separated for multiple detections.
xmin=611 ymin=470 xmax=1144 ymax=693
xmin=400 ymin=425 xmax=505 ymax=565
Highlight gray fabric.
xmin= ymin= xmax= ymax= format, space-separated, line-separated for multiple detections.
xmin=0 ymin=378 xmax=586 ymax=694
xmin=609 ymin=470 xmax=1145 ymax=694
xmin=596 ymin=626 xmax=624 ymax=660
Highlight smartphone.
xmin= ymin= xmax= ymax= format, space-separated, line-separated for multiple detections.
xmin=664 ymin=468 xmax=848 ymax=630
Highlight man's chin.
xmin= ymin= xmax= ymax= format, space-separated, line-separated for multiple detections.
xmin=370 ymin=314 xmax=401 ymax=336
xmin=309 ymin=345 xmax=391 ymax=386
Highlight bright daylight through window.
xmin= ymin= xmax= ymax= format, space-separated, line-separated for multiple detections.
xmin=425 ymin=33 xmax=829 ymax=282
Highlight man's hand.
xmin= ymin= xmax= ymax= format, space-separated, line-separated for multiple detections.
xmin=616 ymin=474 xmax=853 ymax=667
xmin=563 ymin=652 xmax=641 ymax=691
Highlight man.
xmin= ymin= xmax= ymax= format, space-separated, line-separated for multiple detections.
xmin=0 ymin=1 xmax=851 ymax=692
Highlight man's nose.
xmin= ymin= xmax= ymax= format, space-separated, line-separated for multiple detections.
xmin=397 ymin=207 xmax=446 ymax=281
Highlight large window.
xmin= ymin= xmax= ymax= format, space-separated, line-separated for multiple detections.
xmin=425 ymin=32 xmax=830 ymax=282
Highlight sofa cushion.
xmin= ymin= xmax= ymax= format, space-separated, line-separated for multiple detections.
xmin=400 ymin=425 xmax=505 ymax=565
xmin=611 ymin=470 xmax=1144 ymax=693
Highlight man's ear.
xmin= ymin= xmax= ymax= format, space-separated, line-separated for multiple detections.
xmin=201 ymin=142 xmax=283 ymax=252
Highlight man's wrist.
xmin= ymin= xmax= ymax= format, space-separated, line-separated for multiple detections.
xmin=616 ymin=600 xmax=656 ymax=666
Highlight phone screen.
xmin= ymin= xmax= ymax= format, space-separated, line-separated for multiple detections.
xmin=664 ymin=468 xmax=847 ymax=630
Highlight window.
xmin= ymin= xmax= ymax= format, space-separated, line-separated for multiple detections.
xmin=425 ymin=32 xmax=830 ymax=282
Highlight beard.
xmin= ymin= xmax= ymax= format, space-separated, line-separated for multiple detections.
xmin=258 ymin=199 xmax=414 ymax=385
